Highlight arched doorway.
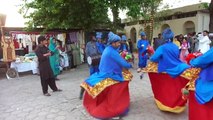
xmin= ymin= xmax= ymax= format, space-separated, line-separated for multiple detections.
xmin=138 ymin=28 xmax=144 ymax=35
xmin=130 ymin=27 xmax=137 ymax=51
xmin=184 ymin=21 xmax=195 ymax=34
xmin=161 ymin=24 xmax=170 ymax=33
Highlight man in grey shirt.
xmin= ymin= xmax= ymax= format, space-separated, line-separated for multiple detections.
xmin=85 ymin=34 xmax=101 ymax=75
xmin=79 ymin=34 xmax=100 ymax=100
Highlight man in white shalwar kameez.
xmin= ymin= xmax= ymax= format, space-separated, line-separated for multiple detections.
xmin=198 ymin=30 xmax=211 ymax=54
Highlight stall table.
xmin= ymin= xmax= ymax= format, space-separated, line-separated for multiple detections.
xmin=10 ymin=60 xmax=38 ymax=74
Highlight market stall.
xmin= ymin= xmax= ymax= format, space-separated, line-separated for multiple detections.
xmin=10 ymin=53 xmax=38 ymax=74
xmin=1 ymin=27 xmax=85 ymax=76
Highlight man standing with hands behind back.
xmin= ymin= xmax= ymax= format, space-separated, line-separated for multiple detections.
xmin=35 ymin=36 xmax=62 ymax=96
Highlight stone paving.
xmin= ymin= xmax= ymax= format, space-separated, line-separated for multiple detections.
xmin=0 ymin=63 xmax=188 ymax=120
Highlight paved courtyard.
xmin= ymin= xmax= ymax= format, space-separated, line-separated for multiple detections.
xmin=0 ymin=63 xmax=188 ymax=120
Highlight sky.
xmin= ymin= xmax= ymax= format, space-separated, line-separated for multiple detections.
xmin=0 ymin=0 xmax=26 ymax=27
xmin=0 ymin=0 xmax=211 ymax=27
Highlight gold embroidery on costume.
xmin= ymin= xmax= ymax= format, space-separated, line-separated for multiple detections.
xmin=81 ymin=78 xmax=118 ymax=98
xmin=122 ymin=69 xmax=133 ymax=81
xmin=180 ymin=68 xmax=201 ymax=82
xmin=154 ymin=99 xmax=186 ymax=113
xmin=143 ymin=62 xmax=201 ymax=91
xmin=81 ymin=70 xmax=133 ymax=98
xmin=143 ymin=62 xmax=158 ymax=72
xmin=181 ymin=68 xmax=201 ymax=91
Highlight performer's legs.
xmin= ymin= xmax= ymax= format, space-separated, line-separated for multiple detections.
xmin=48 ymin=77 xmax=58 ymax=91
xmin=41 ymin=78 xmax=49 ymax=94
xmin=89 ymin=66 xmax=99 ymax=75
xmin=89 ymin=66 xmax=95 ymax=75
xmin=79 ymin=87 xmax=85 ymax=100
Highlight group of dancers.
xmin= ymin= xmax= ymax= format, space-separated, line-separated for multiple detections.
xmin=80 ymin=28 xmax=213 ymax=120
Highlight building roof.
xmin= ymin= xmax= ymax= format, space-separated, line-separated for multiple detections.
xmin=122 ymin=2 xmax=209 ymax=24
xmin=165 ymin=2 xmax=209 ymax=16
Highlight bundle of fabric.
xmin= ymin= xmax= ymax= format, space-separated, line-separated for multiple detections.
xmin=147 ymin=45 xmax=155 ymax=56
xmin=185 ymin=51 xmax=202 ymax=65
xmin=120 ymin=51 xmax=133 ymax=62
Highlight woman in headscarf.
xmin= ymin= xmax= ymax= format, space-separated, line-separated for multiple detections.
xmin=145 ymin=28 xmax=191 ymax=113
xmin=48 ymin=37 xmax=60 ymax=80
xmin=81 ymin=32 xmax=133 ymax=119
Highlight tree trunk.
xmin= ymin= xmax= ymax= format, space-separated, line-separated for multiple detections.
xmin=111 ymin=7 xmax=119 ymax=32
xmin=111 ymin=1 xmax=120 ymax=32
xmin=150 ymin=12 xmax=154 ymax=42
xmin=209 ymin=0 xmax=213 ymax=33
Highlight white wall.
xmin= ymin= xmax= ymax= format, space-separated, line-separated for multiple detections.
xmin=197 ymin=11 xmax=210 ymax=32
xmin=123 ymin=12 xmax=210 ymax=46
xmin=153 ymin=17 xmax=197 ymax=37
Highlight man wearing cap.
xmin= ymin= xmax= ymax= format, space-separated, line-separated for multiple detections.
xmin=95 ymin=32 xmax=105 ymax=54
xmin=79 ymin=33 xmax=104 ymax=100
xmin=150 ymin=28 xmax=190 ymax=75
xmin=147 ymin=28 xmax=190 ymax=113
xmin=35 ymin=36 xmax=62 ymax=96
xmin=81 ymin=32 xmax=133 ymax=119
xmin=137 ymin=32 xmax=150 ymax=78
xmin=85 ymin=34 xmax=101 ymax=75
xmin=119 ymin=35 xmax=129 ymax=52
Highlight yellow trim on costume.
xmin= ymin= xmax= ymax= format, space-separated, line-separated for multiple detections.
xmin=122 ymin=69 xmax=133 ymax=80
xmin=143 ymin=62 xmax=201 ymax=91
xmin=154 ymin=99 xmax=186 ymax=113
xmin=143 ymin=62 xmax=158 ymax=73
xmin=81 ymin=70 xmax=133 ymax=98
xmin=180 ymin=68 xmax=200 ymax=83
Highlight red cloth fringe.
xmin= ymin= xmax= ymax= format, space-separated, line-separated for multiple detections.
xmin=148 ymin=73 xmax=188 ymax=109
xmin=83 ymin=81 xmax=130 ymax=119
xmin=189 ymin=91 xmax=213 ymax=120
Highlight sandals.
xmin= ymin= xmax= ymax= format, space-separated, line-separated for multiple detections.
xmin=44 ymin=93 xmax=51 ymax=96
xmin=53 ymin=89 xmax=62 ymax=92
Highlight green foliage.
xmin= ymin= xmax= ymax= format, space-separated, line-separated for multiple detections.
xmin=19 ymin=0 xmax=110 ymax=31
xmin=201 ymin=2 xmax=210 ymax=9
xmin=124 ymin=0 xmax=164 ymax=40
xmin=19 ymin=0 xmax=164 ymax=32
xmin=126 ymin=0 xmax=163 ymax=20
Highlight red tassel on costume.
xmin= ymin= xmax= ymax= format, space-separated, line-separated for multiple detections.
xmin=185 ymin=52 xmax=202 ymax=65
xmin=147 ymin=46 xmax=155 ymax=55
xmin=185 ymin=53 xmax=196 ymax=65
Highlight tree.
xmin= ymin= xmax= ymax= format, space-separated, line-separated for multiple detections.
xmin=19 ymin=0 xmax=110 ymax=31
xmin=19 ymin=0 xmax=163 ymax=33
xmin=209 ymin=0 xmax=213 ymax=32
xmin=125 ymin=0 xmax=164 ymax=40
